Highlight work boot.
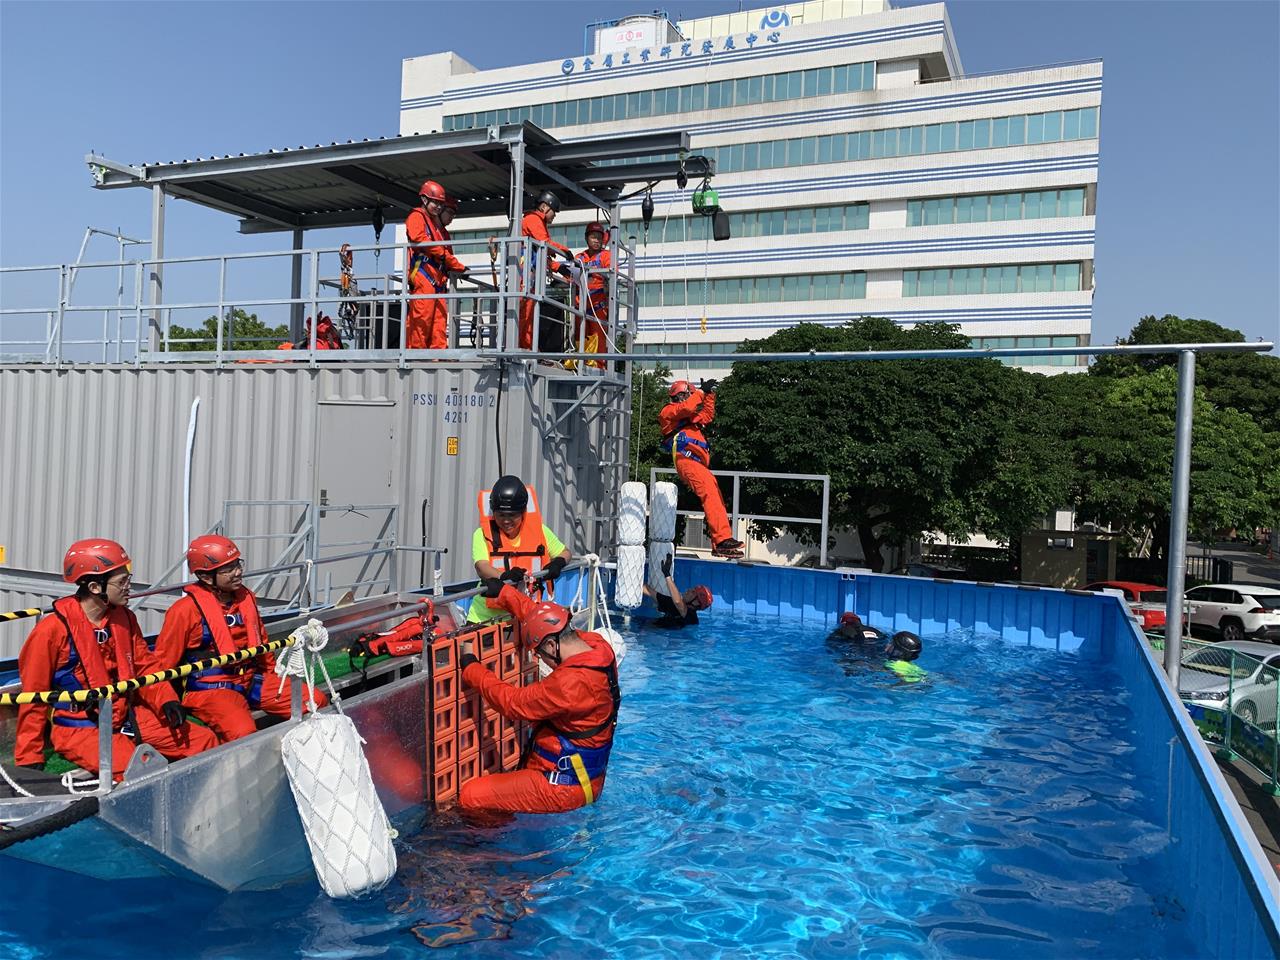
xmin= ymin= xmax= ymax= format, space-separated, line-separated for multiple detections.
xmin=712 ymin=539 xmax=744 ymax=558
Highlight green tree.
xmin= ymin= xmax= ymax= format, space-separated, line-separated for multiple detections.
xmin=165 ymin=308 xmax=289 ymax=352
xmin=712 ymin=320 xmax=1072 ymax=570
xmin=1091 ymin=315 xmax=1280 ymax=433
xmin=629 ymin=363 xmax=673 ymax=483
xmin=1045 ymin=367 xmax=1280 ymax=556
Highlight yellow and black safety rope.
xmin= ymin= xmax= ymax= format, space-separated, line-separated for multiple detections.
xmin=0 ymin=608 xmax=44 ymax=624
xmin=0 ymin=636 xmax=294 ymax=706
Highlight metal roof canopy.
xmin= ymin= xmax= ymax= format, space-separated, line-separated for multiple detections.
xmin=86 ymin=123 xmax=712 ymax=234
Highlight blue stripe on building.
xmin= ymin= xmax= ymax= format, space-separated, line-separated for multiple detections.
xmin=637 ymin=304 xmax=1092 ymax=332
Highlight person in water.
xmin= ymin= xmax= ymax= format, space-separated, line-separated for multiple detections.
xmin=883 ymin=631 xmax=927 ymax=683
xmin=826 ymin=612 xmax=887 ymax=645
xmin=641 ymin=553 xmax=712 ymax=629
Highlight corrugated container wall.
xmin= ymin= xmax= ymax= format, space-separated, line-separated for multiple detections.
xmin=0 ymin=364 xmax=621 ymax=652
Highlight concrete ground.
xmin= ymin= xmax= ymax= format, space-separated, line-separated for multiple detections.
xmin=1217 ymin=755 xmax=1280 ymax=878
xmin=1190 ymin=540 xmax=1280 ymax=587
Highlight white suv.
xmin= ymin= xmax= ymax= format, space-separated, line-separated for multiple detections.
xmin=1184 ymin=583 xmax=1280 ymax=644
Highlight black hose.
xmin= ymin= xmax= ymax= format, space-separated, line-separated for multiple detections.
xmin=0 ymin=795 xmax=100 ymax=851
xmin=421 ymin=497 xmax=430 ymax=588
xmin=495 ymin=361 xmax=506 ymax=477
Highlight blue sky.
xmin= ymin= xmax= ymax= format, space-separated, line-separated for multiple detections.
xmin=1 ymin=0 xmax=1276 ymax=348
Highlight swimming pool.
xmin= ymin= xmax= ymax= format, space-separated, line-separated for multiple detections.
xmin=0 ymin=612 xmax=1202 ymax=959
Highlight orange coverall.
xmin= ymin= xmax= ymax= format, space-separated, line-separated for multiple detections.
xmin=153 ymin=587 xmax=327 ymax=743
xmin=459 ymin=585 xmax=618 ymax=816
xmin=518 ymin=210 xmax=572 ymax=350
xmin=658 ymin=388 xmax=733 ymax=545
xmin=16 ymin=599 xmax=217 ymax=779
xmin=405 ymin=207 xmax=465 ymax=349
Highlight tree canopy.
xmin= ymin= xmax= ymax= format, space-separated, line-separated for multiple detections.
xmin=165 ymin=308 xmax=288 ymax=352
xmin=711 ymin=319 xmax=1072 ymax=569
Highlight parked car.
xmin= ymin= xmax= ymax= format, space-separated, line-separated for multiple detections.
xmin=1177 ymin=641 xmax=1280 ymax=727
xmin=891 ymin=562 xmax=966 ymax=579
xmin=1183 ymin=583 xmax=1280 ymax=644
xmin=1084 ymin=580 xmax=1169 ymax=631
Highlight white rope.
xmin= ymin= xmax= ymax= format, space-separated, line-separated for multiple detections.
xmin=0 ymin=762 xmax=35 ymax=798
xmin=61 ymin=770 xmax=99 ymax=794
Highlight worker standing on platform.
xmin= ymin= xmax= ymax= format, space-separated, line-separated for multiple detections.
xmin=659 ymin=379 xmax=744 ymax=558
xmin=573 ymin=221 xmax=610 ymax=367
xmin=457 ymin=579 xmax=619 ymax=816
xmin=14 ymin=539 xmax=217 ymax=779
xmin=518 ymin=190 xmax=574 ymax=350
xmin=152 ymin=535 xmax=326 ymax=743
xmin=468 ymin=475 xmax=571 ymax=624
xmin=405 ymin=180 xmax=467 ymax=350
xmin=441 ymin=194 xmax=459 ymax=232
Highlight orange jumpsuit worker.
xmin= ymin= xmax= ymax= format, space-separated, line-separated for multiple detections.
xmin=152 ymin=535 xmax=327 ymax=743
xmin=405 ymin=180 xmax=468 ymax=350
xmin=659 ymin=379 xmax=744 ymax=558
xmin=15 ymin=539 xmax=218 ymax=780
xmin=573 ymin=221 xmax=611 ymax=367
xmin=458 ymin=579 xmax=619 ymax=816
xmin=518 ymin=190 xmax=573 ymax=350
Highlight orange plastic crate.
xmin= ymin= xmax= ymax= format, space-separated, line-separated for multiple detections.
xmin=432 ymin=735 xmax=456 ymax=768
xmin=457 ymin=750 xmax=480 ymax=787
xmin=499 ymin=727 xmax=521 ymax=767
xmin=456 ymin=724 xmax=478 ymax=757
xmin=432 ymin=700 xmax=457 ymax=743
xmin=498 ymin=648 xmax=520 ymax=680
xmin=476 ymin=624 xmax=501 ymax=659
xmin=498 ymin=621 xmax=519 ymax=652
xmin=480 ymin=710 xmax=501 ymax=744
xmin=479 ymin=742 xmax=502 ymax=775
xmin=430 ymin=635 xmax=456 ymax=674
xmin=433 ymin=764 xmax=458 ymax=806
xmin=432 ymin=669 xmax=457 ymax=704
xmin=456 ymin=690 xmax=482 ymax=735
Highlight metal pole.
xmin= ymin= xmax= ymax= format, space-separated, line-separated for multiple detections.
xmin=149 ymin=185 xmax=166 ymax=352
xmin=97 ymin=695 xmax=113 ymax=793
xmin=289 ymin=229 xmax=305 ymax=341
xmin=820 ymin=476 xmax=830 ymax=568
xmin=54 ymin=266 xmax=66 ymax=367
xmin=1163 ymin=349 xmax=1196 ymax=691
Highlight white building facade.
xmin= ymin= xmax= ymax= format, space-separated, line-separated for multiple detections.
xmin=400 ymin=1 xmax=1101 ymax=376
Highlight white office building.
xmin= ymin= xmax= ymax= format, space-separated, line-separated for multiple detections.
xmin=400 ymin=1 xmax=1100 ymax=375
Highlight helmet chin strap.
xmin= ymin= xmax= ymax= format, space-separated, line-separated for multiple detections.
xmin=539 ymin=634 xmax=564 ymax=666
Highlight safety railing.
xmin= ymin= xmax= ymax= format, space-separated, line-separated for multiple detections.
xmin=1147 ymin=633 xmax=1280 ymax=795
xmin=650 ymin=467 xmax=831 ymax=566
xmin=0 ymin=235 xmax=636 ymax=372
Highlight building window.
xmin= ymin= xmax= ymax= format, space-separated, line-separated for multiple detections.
xmin=443 ymin=60 xmax=876 ymax=131
xmin=638 ymin=271 xmax=868 ymax=308
xmin=905 ymin=263 xmax=1084 ymax=297
xmin=906 ymin=188 xmax=1087 ymax=227
xmin=971 ymin=335 xmax=1088 ymax=367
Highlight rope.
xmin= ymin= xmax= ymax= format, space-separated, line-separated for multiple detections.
xmin=0 ymin=636 xmax=294 ymax=706
xmin=0 ymin=760 xmax=35 ymax=798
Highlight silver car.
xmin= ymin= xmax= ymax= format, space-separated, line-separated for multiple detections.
xmin=1177 ymin=640 xmax=1280 ymax=727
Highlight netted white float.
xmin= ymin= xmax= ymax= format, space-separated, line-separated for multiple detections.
xmin=647 ymin=540 xmax=675 ymax=594
xmin=278 ymin=619 xmax=397 ymax=899
xmin=649 ymin=481 xmax=679 ymax=543
xmin=614 ymin=544 xmax=647 ymax=609
xmin=617 ymin=481 xmax=648 ymax=546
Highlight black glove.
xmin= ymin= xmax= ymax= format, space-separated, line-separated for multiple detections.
xmin=161 ymin=701 xmax=186 ymax=729
xmin=545 ymin=556 xmax=567 ymax=582
xmin=500 ymin=566 xmax=527 ymax=583
xmin=700 ymin=378 xmax=719 ymax=393
xmin=459 ymin=651 xmax=480 ymax=671
xmin=661 ymin=553 xmax=673 ymax=578
xmin=483 ymin=577 xmax=504 ymax=599
xmin=18 ymin=762 xmax=45 ymax=772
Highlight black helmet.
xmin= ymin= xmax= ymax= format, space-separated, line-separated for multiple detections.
xmin=889 ymin=631 xmax=922 ymax=661
xmin=537 ymin=190 xmax=562 ymax=213
xmin=490 ymin=475 xmax=529 ymax=515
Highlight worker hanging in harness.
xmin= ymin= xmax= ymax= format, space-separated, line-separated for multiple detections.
xmin=641 ymin=552 xmax=713 ymax=629
xmin=467 ymin=475 xmax=571 ymax=624
xmin=572 ymin=221 xmax=611 ymax=368
xmin=518 ymin=190 xmax=575 ymax=351
xmin=405 ymin=179 xmax=468 ymax=350
xmin=659 ymin=379 xmax=744 ymax=558
xmin=14 ymin=539 xmax=217 ymax=780
xmin=151 ymin=535 xmax=327 ymax=743
xmin=458 ymin=580 xmax=620 ymax=816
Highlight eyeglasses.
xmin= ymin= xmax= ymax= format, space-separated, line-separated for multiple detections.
xmin=216 ymin=560 xmax=245 ymax=574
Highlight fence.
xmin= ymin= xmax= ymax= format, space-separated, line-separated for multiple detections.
xmin=1148 ymin=633 xmax=1280 ymax=795
xmin=650 ymin=467 xmax=830 ymax=566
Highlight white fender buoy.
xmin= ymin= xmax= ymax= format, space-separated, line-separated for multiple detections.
xmin=617 ymin=481 xmax=648 ymax=546
xmin=649 ymin=481 xmax=679 ymax=543
xmin=647 ymin=540 xmax=675 ymax=594
xmin=281 ymin=713 xmax=398 ymax=899
xmin=615 ymin=543 xmax=646 ymax=609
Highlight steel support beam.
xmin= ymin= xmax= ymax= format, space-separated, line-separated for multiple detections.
xmin=522 ymin=153 xmax=612 ymax=211
xmin=289 ymin=229 xmax=305 ymax=339
xmin=322 ymin=165 xmax=420 ymax=212
xmin=149 ymin=185 xmax=166 ymax=351
xmin=167 ymin=181 xmax=301 ymax=228
xmin=1163 ymin=349 xmax=1197 ymax=691
xmin=529 ymin=131 xmax=691 ymax=165
xmin=571 ymin=156 xmax=713 ymax=188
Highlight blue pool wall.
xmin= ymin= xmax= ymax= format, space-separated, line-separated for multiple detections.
xmin=666 ymin=558 xmax=1280 ymax=958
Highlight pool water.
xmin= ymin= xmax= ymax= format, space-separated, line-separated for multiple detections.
xmin=0 ymin=614 xmax=1199 ymax=959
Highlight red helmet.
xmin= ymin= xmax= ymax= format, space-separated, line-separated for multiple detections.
xmin=584 ymin=221 xmax=605 ymax=239
xmin=517 ymin=600 xmax=571 ymax=651
xmin=840 ymin=612 xmax=863 ymax=628
xmin=63 ymin=539 xmax=131 ymax=584
xmin=690 ymin=585 xmax=713 ymax=610
xmin=669 ymin=379 xmax=693 ymax=398
xmin=444 ymin=195 xmax=459 ymax=212
xmin=187 ymin=535 xmax=242 ymax=574
xmin=419 ymin=180 xmax=446 ymax=202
